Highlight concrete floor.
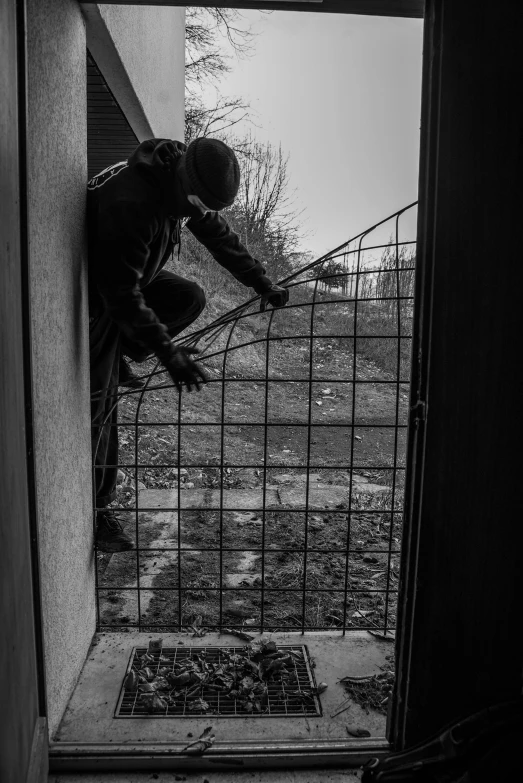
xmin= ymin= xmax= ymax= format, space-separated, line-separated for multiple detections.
xmin=49 ymin=769 xmax=362 ymax=782
xmin=53 ymin=631 xmax=390 ymax=747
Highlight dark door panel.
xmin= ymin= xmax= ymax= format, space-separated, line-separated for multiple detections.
xmin=0 ymin=1 xmax=47 ymax=780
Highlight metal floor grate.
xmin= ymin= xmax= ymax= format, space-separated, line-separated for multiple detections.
xmin=115 ymin=645 xmax=321 ymax=718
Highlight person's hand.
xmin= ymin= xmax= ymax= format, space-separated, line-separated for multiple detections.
xmin=158 ymin=344 xmax=207 ymax=392
xmin=260 ymin=284 xmax=290 ymax=313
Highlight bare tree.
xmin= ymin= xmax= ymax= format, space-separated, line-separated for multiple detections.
xmin=185 ymin=6 xmax=259 ymax=91
xmin=184 ymin=7 xmax=267 ymax=144
xmin=223 ymin=134 xmax=305 ymax=279
xmin=232 ymin=135 xmax=301 ymax=237
xmin=182 ymin=10 xmax=305 ymax=282
xmin=185 ymin=94 xmax=250 ymax=143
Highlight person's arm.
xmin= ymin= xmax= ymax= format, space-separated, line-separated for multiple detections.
xmin=186 ymin=210 xmax=274 ymax=295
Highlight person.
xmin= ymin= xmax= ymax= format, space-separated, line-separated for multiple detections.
xmin=88 ymin=137 xmax=289 ymax=552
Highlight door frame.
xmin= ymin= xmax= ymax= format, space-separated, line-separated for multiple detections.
xmin=0 ymin=0 xmax=48 ymax=780
xmin=25 ymin=0 xmax=522 ymax=770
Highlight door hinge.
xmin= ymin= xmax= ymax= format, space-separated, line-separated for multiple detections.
xmin=411 ymin=400 xmax=427 ymax=422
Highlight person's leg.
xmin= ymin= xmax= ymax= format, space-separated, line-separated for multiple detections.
xmin=90 ymin=311 xmax=120 ymax=506
xmin=90 ymin=311 xmax=135 ymax=551
xmin=121 ymin=270 xmax=206 ymax=362
xmin=147 ymin=270 xmax=207 ymax=340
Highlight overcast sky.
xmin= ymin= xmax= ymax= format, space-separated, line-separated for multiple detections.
xmin=202 ymin=10 xmax=424 ymax=257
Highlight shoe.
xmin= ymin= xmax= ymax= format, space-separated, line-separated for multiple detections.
xmin=119 ymin=357 xmax=145 ymax=389
xmin=95 ymin=510 xmax=135 ymax=552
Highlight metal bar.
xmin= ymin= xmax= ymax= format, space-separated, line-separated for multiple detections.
xmin=111 ymin=380 xmax=413 ymax=397
xmin=102 ymin=423 xmax=410 ymax=429
xmin=98 ymin=509 xmax=403 ymax=516
xmin=218 ymin=314 xmax=240 ymax=628
xmin=96 ymin=464 xmax=407 ymax=470
xmin=176 ymin=385 xmax=182 ymax=631
xmin=383 ymin=213 xmax=403 ymax=633
xmin=96 ymin=625 xmax=394 ymax=633
xmin=97 ymin=547 xmax=401 ymax=554
xmin=97 ymin=587 xmax=398 ymax=594
xmin=342 ymin=228 xmax=366 ymax=634
xmin=301 ymin=269 xmax=321 ymax=632
xmin=260 ymin=308 xmax=276 ymax=631
xmin=48 ymin=739 xmax=391 ymax=774
xmin=133 ymin=359 xmax=159 ymax=631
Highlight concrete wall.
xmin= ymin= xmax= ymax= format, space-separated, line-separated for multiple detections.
xmin=85 ymin=3 xmax=186 ymax=141
xmin=25 ymin=0 xmax=185 ymax=739
xmin=26 ymin=0 xmax=94 ymax=737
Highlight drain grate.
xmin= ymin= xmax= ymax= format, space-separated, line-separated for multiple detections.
xmin=115 ymin=645 xmax=322 ymax=718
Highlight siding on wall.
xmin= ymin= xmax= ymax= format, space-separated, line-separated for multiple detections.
xmin=87 ymin=52 xmax=138 ymax=180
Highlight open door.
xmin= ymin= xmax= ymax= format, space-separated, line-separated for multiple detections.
xmin=0 ymin=1 xmax=48 ymax=781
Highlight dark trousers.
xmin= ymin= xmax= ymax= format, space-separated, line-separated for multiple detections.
xmin=90 ymin=270 xmax=205 ymax=507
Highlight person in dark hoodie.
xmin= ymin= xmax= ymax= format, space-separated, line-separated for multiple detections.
xmin=89 ymin=137 xmax=289 ymax=552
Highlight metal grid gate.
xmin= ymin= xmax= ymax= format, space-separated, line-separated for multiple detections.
xmin=94 ymin=202 xmax=417 ymax=636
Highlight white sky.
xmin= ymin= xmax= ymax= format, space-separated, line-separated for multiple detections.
xmin=201 ymin=10 xmax=424 ymax=257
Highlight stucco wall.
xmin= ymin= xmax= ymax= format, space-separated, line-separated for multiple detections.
xmin=92 ymin=3 xmax=185 ymax=140
xmin=26 ymin=0 xmax=95 ymax=737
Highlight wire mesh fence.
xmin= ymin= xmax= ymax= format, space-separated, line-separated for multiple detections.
xmin=94 ymin=202 xmax=417 ymax=636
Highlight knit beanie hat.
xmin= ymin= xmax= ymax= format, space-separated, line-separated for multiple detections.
xmin=184 ymin=138 xmax=240 ymax=211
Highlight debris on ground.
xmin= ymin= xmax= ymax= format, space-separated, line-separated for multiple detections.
xmin=184 ymin=616 xmax=208 ymax=638
xmin=221 ymin=628 xmax=255 ymax=642
xmin=368 ymin=630 xmax=396 ymax=643
xmin=346 ymin=725 xmax=371 ymax=738
xmin=181 ymin=725 xmax=215 ymax=755
xmin=340 ymin=658 xmax=394 ymax=715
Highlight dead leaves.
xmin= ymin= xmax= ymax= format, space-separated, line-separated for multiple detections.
xmin=259 ymin=655 xmax=292 ymax=680
xmin=341 ymin=665 xmax=395 ymax=715
xmin=124 ymin=670 xmax=139 ymax=691
xmin=148 ymin=639 xmax=163 ymax=653
xmin=166 ymin=671 xmax=195 ymax=688
xmin=181 ymin=725 xmax=215 ymax=755
xmin=346 ymin=725 xmax=371 ymax=738
xmin=124 ymin=639 xmax=324 ymax=717
xmin=368 ymin=630 xmax=396 ymax=642
xmin=222 ymin=628 xmax=255 ymax=642
xmin=186 ymin=615 xmax=208 ymax=638
xmin=140 ymin=692 xmax=168 ymax=713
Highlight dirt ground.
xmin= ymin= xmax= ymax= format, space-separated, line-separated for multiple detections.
xmin=97 ymin=296 xmax=409 ymax=637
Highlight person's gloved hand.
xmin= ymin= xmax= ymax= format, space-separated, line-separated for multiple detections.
xmin=157 ymin=344 xmax=207 ymax=392
xmin=260 ymin=284 xmax=290 ymax=313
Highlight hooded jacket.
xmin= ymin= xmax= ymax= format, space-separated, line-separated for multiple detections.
xmin=87 ymin=138 xmax=272 ymax=358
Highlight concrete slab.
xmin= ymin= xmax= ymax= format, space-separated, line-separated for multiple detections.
xmin=278 ymin=485 xmax=388 ymax=509
xmin=139 ymin=489 xmax=281 ymax=511
xmin=138 ymin=484 xmax=388 ymax=513
xmin=53 ymin=631 xmax=390 ymax=748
